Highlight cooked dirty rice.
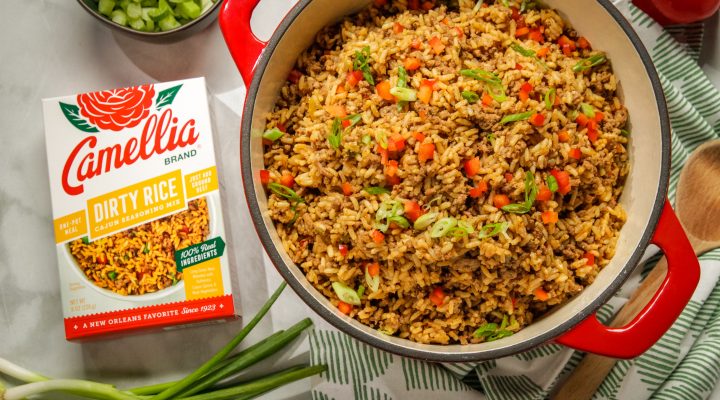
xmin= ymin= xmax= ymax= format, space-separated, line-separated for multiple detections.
xmin=262 ymin=0 xmax=629 ymax=344
xmin=69 ymin=198 xmax=209 ymax=296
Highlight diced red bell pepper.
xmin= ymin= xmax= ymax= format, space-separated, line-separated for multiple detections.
xmin=529 ymin=113 xmax=545 ymax=126
xmin=260 ymin=170 xmax=271 ymax=185
xmin=338 ymin=301 xmax=353 ymax=314
xmin=346 ymin=70 xmax=363 ymax=88
xmin=376 ymin=81 xmax=394 ymax=101
xmin=464 ymin=157 xmax=481 ymax=177
xmin=569 ymin=148 xmax=582 ymax=160
xmin=393 ymin=22 xmax=404 ymax=34
xmin=541 ymin=210 xmax=558 ymax=224
xmin=404 ymin=201 xmax=423 ymax=222
xmin=367 ymin=262 xmax=380 ymax=277
xmin=550 ymin=169 xmax=571 ymax=195
xmin=341 ymin=182 xmax=353 ymax=196
xmin=338 ymin=244 xmax=349 ymax=257
xmin=418 ymin=143 xmax=435 ymax=162
xmin=536 ymin=186 xmax=552 ymax=201
xmin=493 ymin=194 xmax=511 ymax=209
xmin=280 ymin=173 xmax=295 ymax=187
xmin=371 ymin=230 xmax=385 ymax=244
xmin=429 ymin=36 xmax=445 ymax=54
xmin=584 ymin=252 xmax=595 ymax=266
xmin=469 ymin=181 xmax=488 ymax=198
xmin=429 ymin=287 xmax=446 ymax=306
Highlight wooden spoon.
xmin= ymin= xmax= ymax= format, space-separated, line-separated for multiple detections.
xmin=553 ymin=140 xmax=720 ymax=400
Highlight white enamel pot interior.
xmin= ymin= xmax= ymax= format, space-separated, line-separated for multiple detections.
xmin=220 ymin=0 xmax=700 ymax=362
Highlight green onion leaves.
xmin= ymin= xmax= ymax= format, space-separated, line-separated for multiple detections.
xmin=327 ymin=114 xmax=362 ymax=149
xmin=449 ymin=220 xmax=474 ymax=237
xmin=501 ymin=171 xmax=538 ymax=214
xmin=375 ymin=200 xmax=408 ymax=232
xmin=413 ymin=212 xmax=439 ymax=230
xmin=473 ymin=315 xmax=517 ymax=341
xmin=389 ymin=87 xmax=417 ymax=101
xmin=363 ymin=187 xmax=390 ymax=195
xmin=544 ymin=88 xmax=556 ymax=110
xmin=332 ymin=282 xmax=361 ymax=306
xmin=353 ymin=46 xmax=375 ymax=85
xmin=268 ymin=182 xmax=305 ymax=225
xmin=510 ymin=43 xmax=548 ymax=69
xmin=108 ymin=271 xmax=117 ymax=280
xmin=460 ymin=69 xmax=507 ymax=102
xmin=500 ymin=110 xmax=534 ymax=125
xmin=263 ymin=127 xmax=284 ymax=142
xmin=328 ymin=119 xmax=342 ymax=149
xmin=430 ymin=217 xmax=458 ymax=238
xmin=573 ymin=53 xmax=607 ymax=73
xmin=477 ymin=222 xmax=509 ymax=239
xmin=365 ymin=268 xmax=380 ymax=292
xmin=462 ymin=90 xmax=480 ymax=103
xmin=620 ymin=129 xmax=631 ymax=136
xmin=546 ymin=175 xmax=559 ymax=192
xmin=580 ymin=103 xmax=596 ymax=118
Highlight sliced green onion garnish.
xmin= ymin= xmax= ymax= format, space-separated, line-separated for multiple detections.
xmin=501 ymin=171 xmax=537 ymax=214
xmin=460 ymin=69 xmax=507 ymax=102
xmin=398 ymin=66 xmax=408 ymax=88
xmin=111 ymin=9 xmax=128 ymax=26
xmin=544 ymin=88 xmax=556 ymax=110
xmin=356 ymin=285 xmax=365 ymax=298
xmin=462 ymin=90 xmax=480 ymax=103
xmin=520 ymin=0 xmax=528 ymax=12
xmin=568 ymin=110 xmax=579 ymax=121
xmin=413 ymin=212 xmax=438 ymax=230
xmin=387 ymin=215 xmax=410 ymax=229
xmin=353 ymin=46 xmax=374 ymax=85
xmin=268 ymin=182 xmax=305 ymax=204
xmin=620 ymin=129 xmax=631 ymax=136
xmin=263 ymin=127 xmax=284 ymax=142
xmin=510 ymin=43 xmax=549 ymax=69
xmin=500 ymin=110 xmax=534 ymax=125
xmin=331 ymin=282 xmax=361 ymax=306
xmin=580 ymin=103 xmax=596 ymax=118
xmin=473 ymin=0 xmax=484 ymax=12
xmin=430 ymin=217 xmax=458 ymax=238
xmin=365 ymin=269 xmax=380 ymax=292
xmin=473 ymin=323 xmax=498 ymax=338
xmin=477 ymin=222 xmax=509 ymax=239
xmin=510 ymin=43 xmax=535 ymax=57
xmin=376 ymin=200 xmax=403 ymax=221
xmin=573 ymin=53 xmax=607 ymax=73
xmin=327 ymin=118 xmax=342 ymax=149
xmin=376 ymin=131 xmax=388 ymax=149
xmin=487 ymin=133 xmax=496 ymax=144
xmin=546 ymin=175 xmax=559 ymax=192
xmin=449 ymin=220 xmax=474 ymax=237
xmin=364 ymin=186 xmax=390 ymax=195
xmin=143 ymin=243 xmax=150 ymax=254
xmin=344 ymin=114 xmax=362 ymax=127
xmin=362 ymin=134 xmax=372 ymax=145
xmin=389 ymin=87 xmax=417 ymax=101
xmin=108 ymin=271 xmax=118 ymax=280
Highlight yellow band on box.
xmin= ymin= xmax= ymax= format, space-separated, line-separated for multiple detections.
xmin=53 ymin=210 xmax=87 ymax=243
xmin=87 ymin=170 xmax=186 ymax=240
xmin=185 ymin=166 xmax=219 ymax=199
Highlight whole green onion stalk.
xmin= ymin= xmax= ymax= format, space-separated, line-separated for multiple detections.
xmin=0 ymin=282 xmax=327 ymax=400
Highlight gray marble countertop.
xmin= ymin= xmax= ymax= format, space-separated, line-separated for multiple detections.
xmin=0 ymin=1 xmax=717 ymax=399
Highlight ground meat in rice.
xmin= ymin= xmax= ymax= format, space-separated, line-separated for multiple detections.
xmin=261 ymin=0 xmax=629 ymax=344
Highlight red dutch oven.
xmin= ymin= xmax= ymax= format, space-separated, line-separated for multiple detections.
xmin=219 ymin=0 xmax=701 ymax=361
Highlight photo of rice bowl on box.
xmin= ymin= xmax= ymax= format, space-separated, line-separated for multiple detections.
xmin=67 ymin=197 xmax=210 ymax=297
xmin=260 ymin=1 xmax=631 ymax=345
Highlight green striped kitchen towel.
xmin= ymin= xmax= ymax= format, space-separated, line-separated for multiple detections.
xmin=309 ymin=1 xmax=720 ymax=399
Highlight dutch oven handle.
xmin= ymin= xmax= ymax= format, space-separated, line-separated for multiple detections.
xmin=555 ymin=200 xmax=700 ymax=358
xmin=219 ymin=0 xmax=268 ymax=88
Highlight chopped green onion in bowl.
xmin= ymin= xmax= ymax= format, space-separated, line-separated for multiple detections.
xmin=91 ymin=0 xmax=217 ymax=32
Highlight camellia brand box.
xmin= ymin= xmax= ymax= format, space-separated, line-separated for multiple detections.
xmin=42 ymin=77 xmax=236 ymax=340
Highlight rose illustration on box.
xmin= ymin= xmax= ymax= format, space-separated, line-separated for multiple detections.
xmin=59 ymin=83 xmax=182 ymax=132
